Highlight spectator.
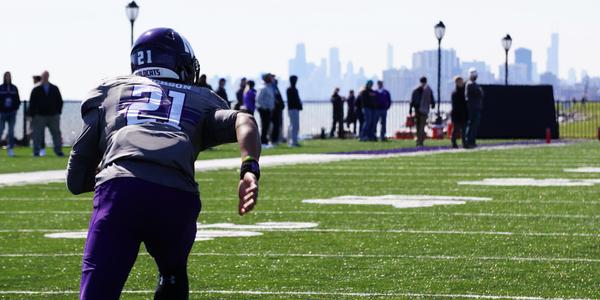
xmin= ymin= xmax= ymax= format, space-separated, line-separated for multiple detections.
xmin=242 ymin=80 xmax=256 ymax=114
xmin=465 ymin=68 xmax=484 ymax=149
xmin=286 ymin=75 xmax=302 ymax=147
xmin=345 ymin=90 xmax=357 ymax=135
xmin=234 ymin=77 xmax=247 ymax=110
xmin=197 ymin=74 xmax=213 ymax=90
xmin=0 ymin=72 xmax=21 ymax=157
xmin=256 ymin=73 xmax=275 ymax=147
xmin=271 ymin=78 xmax=285 ymax=145
xmin=410 ymin=77 xmax=435 ymax=147
xmin=28 ymin=75 xmax=43 ymax=150
xmin=29 ymin=70 xmax=64 ymax=157
xmin=355 ymin=90 xmax=364 ymax=139
xmin=375 ymin=80 xmax=392 ymax=141
xmin=357 ymin=80 xmax=378 ymax=141
xmin=450 ymin=76 xmax=468 ymax=148
xmin=215 ymin=78 xmax=229 ymax=107
xmin=330 ymin=87 xmax=344 ymax=138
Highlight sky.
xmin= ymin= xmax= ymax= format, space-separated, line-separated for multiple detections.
xmin=1 ymin=0 xmax=599 ymax=99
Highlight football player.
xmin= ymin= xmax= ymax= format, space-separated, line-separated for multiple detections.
xmin=66 ymin=27 xmax=261 ymax=300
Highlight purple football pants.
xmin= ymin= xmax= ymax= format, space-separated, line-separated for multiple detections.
xmin=80 ymin=177 xmax=200 ymax=300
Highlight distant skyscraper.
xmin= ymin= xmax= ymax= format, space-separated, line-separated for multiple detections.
xmin=567 ymin=68 xmax=577 ymax=84
xmin=288 ymin=43 xmax=308 ymax=78
xmin=461 ymin=61 xmax=495 ymax=84
xmin=346 ymin=61 xmax=354 ymax=77
xmin=546 ymin=33 xmax=559 ymax=77
xmin=329 ymin=47 xmax=341 ymax=81
xmin=383 ymin=67 xmax=419 ymax=100
xmin=386 ymin=44 xmax=394 ymax=70
xmin=498 ymin=63 xmax=529 ymax=85
xmin=412 ymin=48 xmax=461 ymax=100
xmin=514 ymin=48 xmax=532 ymax=82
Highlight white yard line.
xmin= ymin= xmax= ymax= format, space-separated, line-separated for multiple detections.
xmin=0 ymin=143 xmax=567 ymax=187
xmin=1 ymin=210 xmax=598 ymax=220
xmin=274 ymin=228 xmax=600 ymax=237
xmin=0 ymin=290 xmax=593 ymax=299
xmin=1 ymin=197 xmax=599 ymax=205
xmin=1 ymin=251 xmax=599 ymax=263
xmin=1 ymin=227 xmax=598 ymax=237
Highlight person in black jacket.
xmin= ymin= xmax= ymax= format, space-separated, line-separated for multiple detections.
xmin=29 ymin=71 xmax=64 ymax=157
xmin=450 ymin=76 xmax=467 ymax=148
xmin=330 ymin=87 xmax=344 ymax=138
xmin=215 ymin=78 xmax=229 ymax=107
xmin=197 ymin=74 xmax=213 ymax=90
xmin=357 ymin=80 xmax=378 ymax=141
xmin=234 ymin=77 xmax=247 ymax=110
xmin=0 ymin=72 xmax=21 ymax=157
xmin=286 ymin=75 xmax=302 ymax=147
xmin=465 ymin=68 xmax=484 ymax=149
xmin=271 ymin=78 xmax=285 ymax=145
xmin=345 ymin=90 xmax=357 ymax=135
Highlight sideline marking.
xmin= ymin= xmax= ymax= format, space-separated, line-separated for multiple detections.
xmin=1 ymin=210 xmax=599 ymax=220
xmin=3 ymin=228 xmax=598 ymax=238
xmin=0 ymin=143 xmax=568 ymax=187
xmin=458 ymin=178 xmax=600 ymax=187
xmin=1 ymin=251 xmax=599 ymax=263
xmin=303 ymin=195 xmax=490 ymax=209
xmin=0 ymin=290 xmax=593 ymax=299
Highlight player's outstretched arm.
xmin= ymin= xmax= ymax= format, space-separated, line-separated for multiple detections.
xmin=235 ymin=113 xmax=261 ymax=215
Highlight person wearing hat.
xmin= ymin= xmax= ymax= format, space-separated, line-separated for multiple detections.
xmin=465 ymin=68 xmax=484 ymax=148
xmin=256 ymin=73 xmax=276 ymax=147
xmin=451 ymin=76 xmax=468 ymax=148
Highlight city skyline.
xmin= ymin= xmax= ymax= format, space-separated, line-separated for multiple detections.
xmin=2 ymin=0 xmax=599 ymax=99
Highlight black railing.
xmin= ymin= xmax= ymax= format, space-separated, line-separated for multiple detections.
xmin=2 ymin=99 xmax=598 ymax=147
xmin=555 ymin=99 xmax=600 ymax=139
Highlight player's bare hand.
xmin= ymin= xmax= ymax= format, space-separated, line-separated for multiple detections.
xmin=238 ymin=173 xmax=258 ymax=215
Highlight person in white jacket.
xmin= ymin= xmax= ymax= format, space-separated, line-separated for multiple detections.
xmin=256 ymin=73 xmax=276 ymax=146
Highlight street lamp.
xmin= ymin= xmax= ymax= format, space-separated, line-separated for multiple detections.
xmin=126 ymin=1 xmax=139 ymax=46
xmin=502 ymin=34 xmax=512 ymax=85
xmin=434 ymin=21 xmax=446 ymax=124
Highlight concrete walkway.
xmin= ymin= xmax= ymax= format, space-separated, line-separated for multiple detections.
xmin=0 ymin=141 xmax=567 ymax=187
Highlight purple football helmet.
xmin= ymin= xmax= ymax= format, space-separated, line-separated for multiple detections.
xmin=130 ymin=28 xmax=200 ymax=85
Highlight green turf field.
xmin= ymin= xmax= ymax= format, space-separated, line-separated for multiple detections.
xmin=0 ymin=139 xmax=496 ymax=174
xmin=0 ymin=141 xmax=599 ymax=299
xmin=558 ymin=102 xmax=600 ymax=139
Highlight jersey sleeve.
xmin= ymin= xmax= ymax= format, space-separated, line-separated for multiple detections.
xmin=66 ymin=107 xmax=103 ymax=195
xmin=201 ymin=109 xmax=239 ymax=150
xmin=81 ymin=80 xmax=111 ymax=116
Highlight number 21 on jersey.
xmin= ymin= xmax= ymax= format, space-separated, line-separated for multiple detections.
xmin=121 ymin=84 xmax=185 ymax=129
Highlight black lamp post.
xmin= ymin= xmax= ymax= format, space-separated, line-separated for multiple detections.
xmin=434 ymin=21 xmax=446 ymax=124
xmin=126 ymin=1 xmax=140 ymax=46
xmin=502 ymin=34 xmax=512 ymax=85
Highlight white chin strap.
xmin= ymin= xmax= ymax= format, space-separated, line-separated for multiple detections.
xmin=133 ymin=67 xmax=180 ymax=80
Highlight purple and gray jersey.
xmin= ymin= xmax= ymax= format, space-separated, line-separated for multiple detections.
xmin=66 ymin=75 xmax=238 ymax=195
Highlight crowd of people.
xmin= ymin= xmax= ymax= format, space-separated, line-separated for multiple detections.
xmin=449 ymin=68 xmax=484 ymax=149
xmin=0 ymin=70 xmax=64 ymax=157
xmin=211 ymin=73 xmax=303 ymax=148
xmin=0 ymin=67 xmax=484 ymax=156
xmin=327 ymin=80 xmax=392 ymax=142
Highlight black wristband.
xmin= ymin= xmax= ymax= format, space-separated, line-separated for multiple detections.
xmin=240 ymin=160 xmax=260 ymax=180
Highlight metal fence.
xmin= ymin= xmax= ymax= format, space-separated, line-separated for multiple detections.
xmin=2 ymin=99 xmax=598 ymax=147
xmin=555 ymin=99 xmax=600 ymax=139
xmin=5 ymin=100 xmax=450 ymax=145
